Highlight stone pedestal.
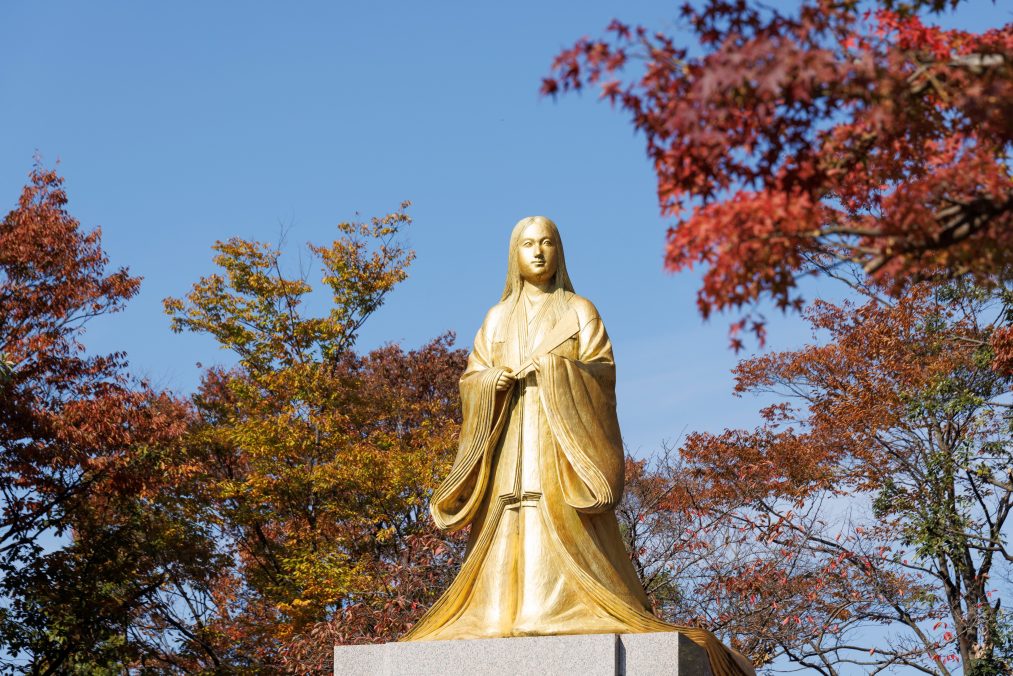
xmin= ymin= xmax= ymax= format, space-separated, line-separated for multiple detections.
xmin=333 ymin=632 xmax=713 ymax=676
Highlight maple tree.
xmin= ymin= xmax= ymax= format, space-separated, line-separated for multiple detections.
xmin=621 ymin=282 xmax=1013 ymax=674
xmin=547 ymin=2 xmax=1013 ymax=670
xmin=163 ymin=205 xmax=468 ymax=671
xmin=0 ymin=166 xmax=215 ymax=672
xmin=544 ymin=0 xmax=1013 ymax=350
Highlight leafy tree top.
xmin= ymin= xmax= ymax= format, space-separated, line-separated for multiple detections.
xmin=545 ymin=0 xmax=1012 ymax=349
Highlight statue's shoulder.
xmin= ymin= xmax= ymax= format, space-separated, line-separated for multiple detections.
xmin=563 ymin=293 xmax=602 ymax=325
xmin=481 ymin=301 xmax=511 ymax=330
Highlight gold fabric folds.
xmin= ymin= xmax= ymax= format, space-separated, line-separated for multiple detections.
xmin=402 ymin=291 xmax=752 ymax=676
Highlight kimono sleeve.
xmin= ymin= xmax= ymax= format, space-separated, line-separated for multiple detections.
xmin=429 ymin=312 xmax=511 ymax=530
xmin=538 ymin=303 xmax=625 ymax=512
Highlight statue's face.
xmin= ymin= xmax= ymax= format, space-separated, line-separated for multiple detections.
xmin=516 ymin=221 xmax=558 ymax=285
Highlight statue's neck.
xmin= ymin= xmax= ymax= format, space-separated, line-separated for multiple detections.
xmin=521 ymin=279 xmax=553 ymax=299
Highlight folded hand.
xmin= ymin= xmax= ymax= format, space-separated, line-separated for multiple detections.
xmin=495 ymin=369 xmax=515 ymax=392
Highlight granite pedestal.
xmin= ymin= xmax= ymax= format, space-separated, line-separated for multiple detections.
xmin=333 ymin=632 xmax=713 ymax=676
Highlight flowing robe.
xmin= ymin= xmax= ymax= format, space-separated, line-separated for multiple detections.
xmin=401 ymin=290 xmax=752 ymax=676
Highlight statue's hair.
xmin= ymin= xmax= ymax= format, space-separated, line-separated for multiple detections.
xmin=500 ymin=216 xmax=575 ymax=302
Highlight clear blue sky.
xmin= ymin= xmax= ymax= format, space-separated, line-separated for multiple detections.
xmin=0 ymin=0 xmax=1000 ymax=454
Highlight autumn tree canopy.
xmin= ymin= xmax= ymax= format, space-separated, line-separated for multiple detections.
xmin=0 ymin=169 xmax=468 ymax=674
xmin=0 ymin=167 xmax=211 ymax=672
xmin=547 ymin=6 xmax=1013 ymax=670
xmin=621 ymin=282 xmax=1013 ymax=675
xmin=545 ymin=0 xmax=1013 ymax=348
xmin=162 ymin=205 xmax=468 ymax=671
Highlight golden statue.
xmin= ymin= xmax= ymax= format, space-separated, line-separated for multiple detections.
xmin=402 ymin=216 xmax=753 ymax=676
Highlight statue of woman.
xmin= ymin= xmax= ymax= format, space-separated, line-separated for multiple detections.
xmin=402 ymin=216 xmax=752 ymax=676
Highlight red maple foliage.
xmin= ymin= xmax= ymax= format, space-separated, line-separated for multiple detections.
xmin=621 ymin=282 xmax=1013 ymax=674
xmin=0 ymin=165 xmax=156 ymax=547
xmin=545 ymin=0 xmax=1013 ymax=348
xmin=0 ymin=166 xmax=199 ymax=671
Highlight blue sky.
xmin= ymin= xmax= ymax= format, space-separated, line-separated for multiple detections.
xmin=0 ymin=0 xmax=1001 ymax=454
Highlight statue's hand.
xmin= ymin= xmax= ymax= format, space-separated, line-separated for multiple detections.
xmin=494 ymin=368 xmax=515 ymax=392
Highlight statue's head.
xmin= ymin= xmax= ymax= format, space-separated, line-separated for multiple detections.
xmin=501 ymin=216 xmax=575 ymax=302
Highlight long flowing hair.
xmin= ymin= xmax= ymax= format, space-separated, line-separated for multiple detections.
xmin=499 ymin=216 xmax=575 ymax=303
